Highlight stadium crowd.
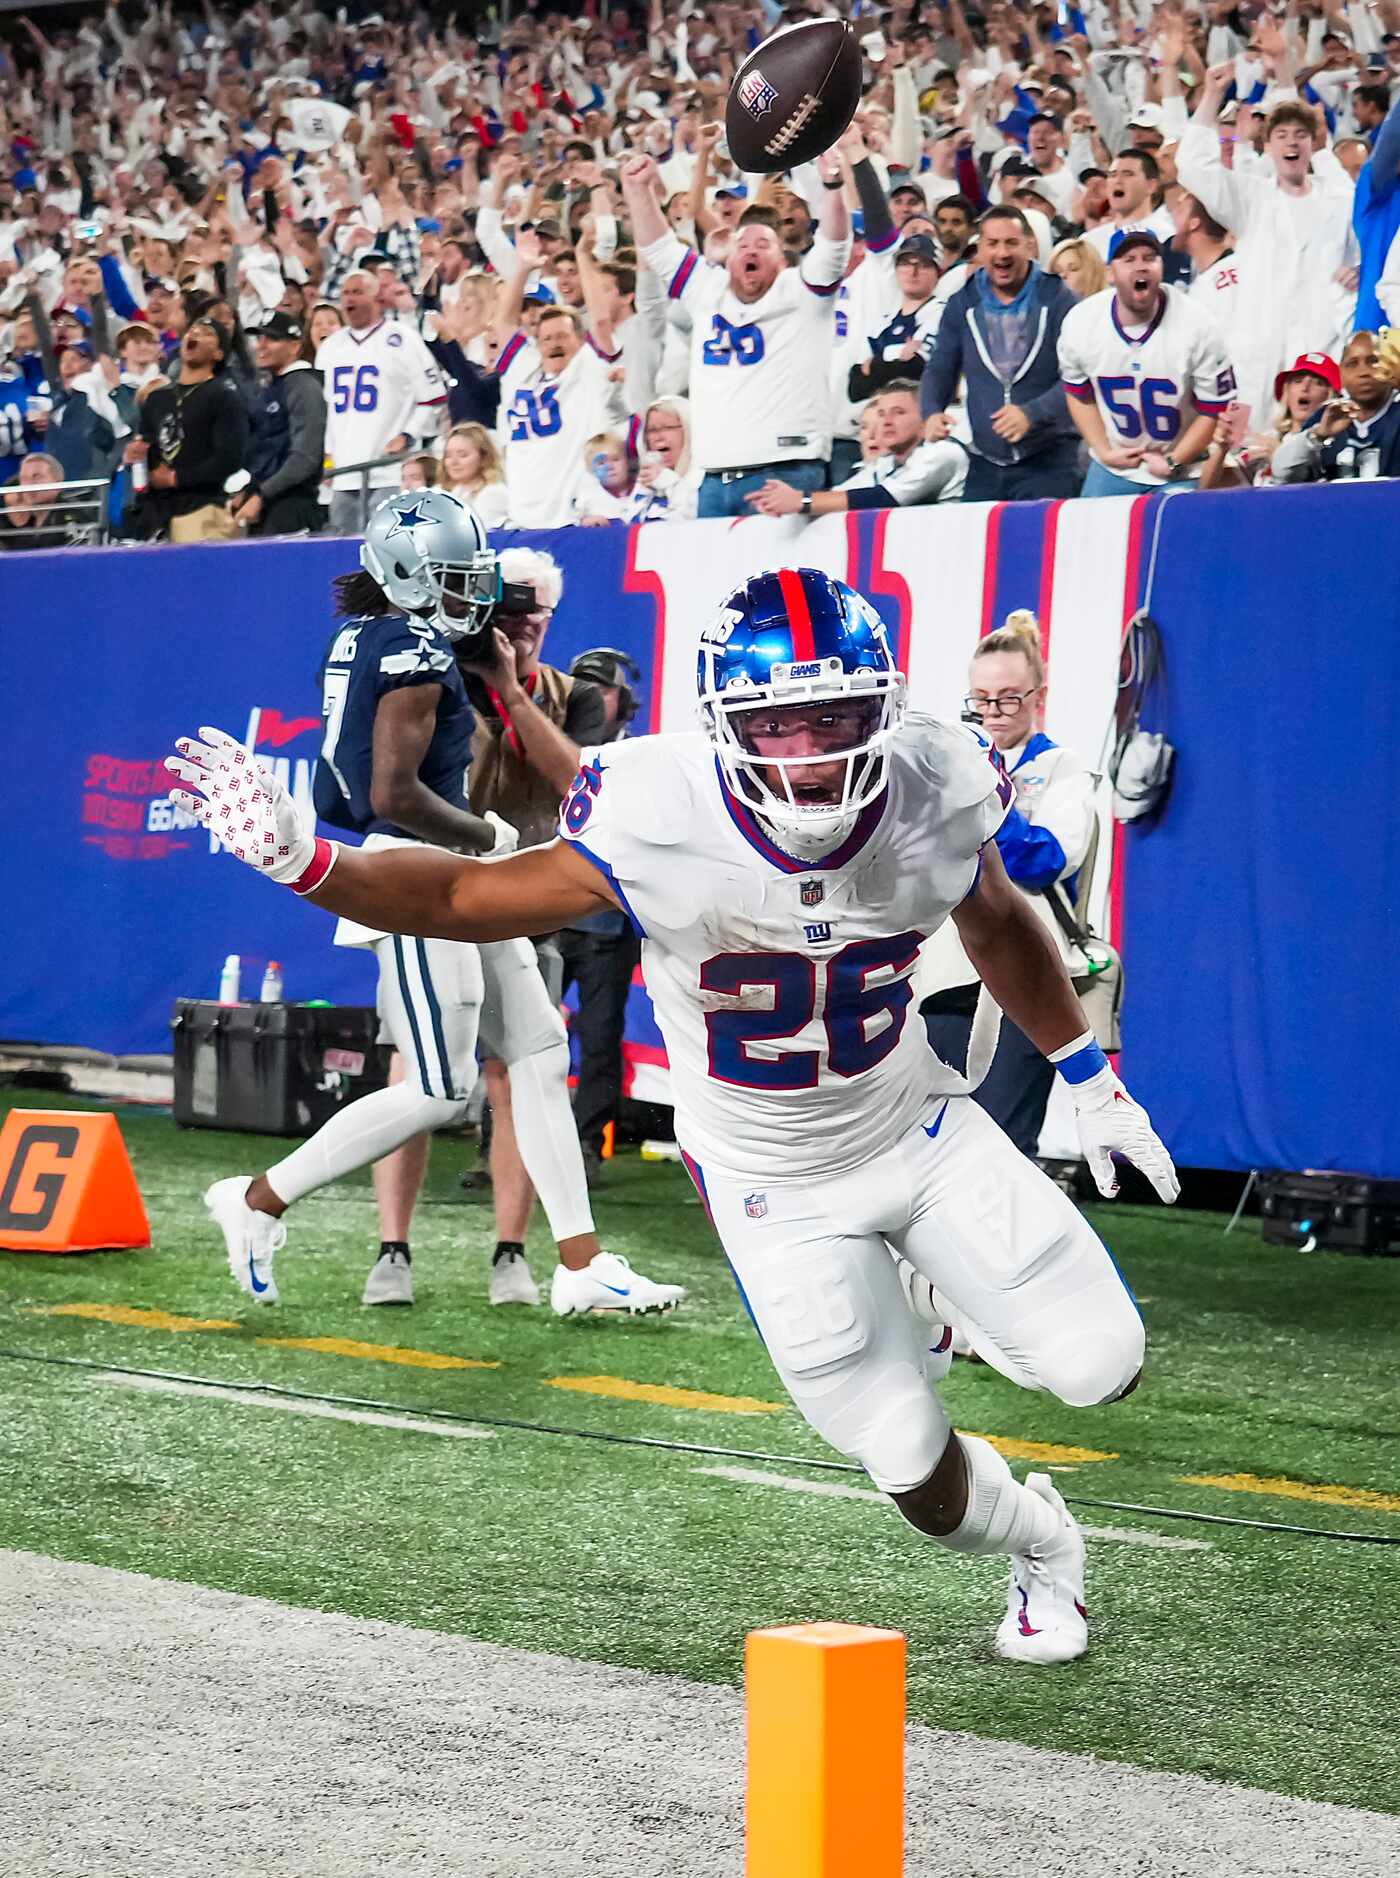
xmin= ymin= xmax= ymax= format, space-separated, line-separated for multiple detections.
xmin=3 ymin=0 xmax=1400 ymax=548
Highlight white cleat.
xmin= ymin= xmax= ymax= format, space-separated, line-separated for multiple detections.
xmin=204 ymin=1175 xmax=285 ymax=1304
xmin=550 ymin=1252 xmax=686 ymax=1318
xmin=894 ymin=1257 xmax=955 ymax=1382
xmin=489 ymin=1248 xmax=541 ymax=1307
xmin=362 ymin=1248 xmax=414 ymax=1306
xmin=995 ymin=1473 xmax=1089 ymax=1666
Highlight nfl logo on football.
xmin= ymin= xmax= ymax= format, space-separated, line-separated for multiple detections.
xmin=738 ymin=71 xmax=778 ymax=117
xmin=800 ymin=879 xmax=824 ymax=907
xmin=744 ymin=1191 xmax=768 ymax=1219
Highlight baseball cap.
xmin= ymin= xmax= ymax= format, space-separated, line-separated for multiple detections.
xmin=889 ymin=179 xmax=925 ymax=201
xmin=255 ymin=310 xmax=304 ymax=341
xmin=895 ymin=232 xmax=939 ymax=264
xmin=1273 ymin=351 xmax=1341 ymax=400
xmin=1127 ymin=103 xmax=1166 ymax=131
xmin=115 ymin=320 xmax=155 ymax=346
xmin=1106 ymin=228 xmax=1164 ymax=262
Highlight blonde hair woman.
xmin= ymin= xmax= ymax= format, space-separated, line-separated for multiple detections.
xmin=441 ymin=422 xmax=510 ymax=529
xmin=1048 ymin=238 xmax=1107 ymax=300
xmin=919 ymin=610 xmax=1099 ymax=1156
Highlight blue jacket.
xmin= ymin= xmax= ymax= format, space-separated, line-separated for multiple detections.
xmin=1355 ymin=93 xmax=1400 ymax=332
xmin=919 ymin=265 xmax=1079 ymax=466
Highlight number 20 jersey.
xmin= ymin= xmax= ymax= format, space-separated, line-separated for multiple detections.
xmin=558 ymin=715 xmax=1010 ymax=1181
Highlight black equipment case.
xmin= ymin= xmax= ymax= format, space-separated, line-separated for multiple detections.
xmin=1259 ymin=1169 xmax=1400 ymax=1256
xmin=172 ymin=1000 xmax=390 ymax=1136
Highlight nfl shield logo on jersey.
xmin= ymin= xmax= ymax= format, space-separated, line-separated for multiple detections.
xmin=744 ymin=1191 xmax=768 ymax=1219
xmin=738 ymin=71 xmax=778 ymax=117
xmin=800 ymin=879 xmax=824 ymax=907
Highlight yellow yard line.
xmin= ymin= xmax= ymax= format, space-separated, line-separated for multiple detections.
xmin=28 ymin=1302 xmax=240 ymax=1333
xmin=970 ymin=1432 xmax=1118 ymax=1464
xmin=258 ymin=1336 xmax=500 ymax=1371
xmin=1182 ymin=1471 xmax=1400 ymax=1516
xmin=547 ymin=1374 xmax=783 ymax=1414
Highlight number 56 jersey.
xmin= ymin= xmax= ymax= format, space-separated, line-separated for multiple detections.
xmin=558 ymin=714 xmax=1011 ymax=1182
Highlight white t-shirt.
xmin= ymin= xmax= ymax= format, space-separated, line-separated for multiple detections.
xmin=641 ymin=228 xmax=851 ymax=471
xmin=555 ymin=716 xmax=1008 ymax=1182
xmin=1082 ymin=204 xmax=1177 ymax=260
xmin=495 ymin=330 xmax=627 ymax=529
xmin=317 ymin=320 xmax=447 ymax=487
xmin=1059 ymin=284 xmax=1237 ymax=484
xmin=445 ymin=480 xmax=512 ymax=531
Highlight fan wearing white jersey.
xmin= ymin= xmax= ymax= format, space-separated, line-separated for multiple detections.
xmin=1059 ymin=230 xmax=1237 ymax=497
xmin=318 ymin=271 xmax=447 ymax=535
xmin=493 ymin=228 xmax=628 ymax=529
xmin=621 ymin=150 xmax=852 ymax=520
xmin=169 ymin=568 xmax=1179 ymax=1671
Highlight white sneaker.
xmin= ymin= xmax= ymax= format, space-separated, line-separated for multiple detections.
xmin=893 ymin=1257 xmax=955 ymax=1382
xmin=995 ymin=1473 xmax=1089 ymax=1666
xmin=550 ymin=1252 xmax=686 ymax=1318
xmin=489 ymin=1248 xmax=541 ymax=1307
xmin=362 ymin=1248 xmax=414 ymax=1306
xmin=204 ymin=1175 xmax=285 ymax=1304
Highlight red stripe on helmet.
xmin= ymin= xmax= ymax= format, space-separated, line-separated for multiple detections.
xmin=777 ymin=566 xmax=817 ymax=663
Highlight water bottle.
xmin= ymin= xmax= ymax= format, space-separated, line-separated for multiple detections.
xmin=218 ymin=954 xmax=242 ymax=1004
xmin=259 ymin=960 xmax=284 ymax=1002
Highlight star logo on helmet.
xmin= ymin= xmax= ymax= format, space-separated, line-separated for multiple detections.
xmin=386 ymin=499 xmax=431 ymax=538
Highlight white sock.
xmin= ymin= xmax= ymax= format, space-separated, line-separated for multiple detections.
xmin=506 ymin=1038 xmax=595 ymax=1244
xmin=936 ymin=1434 xmax=1061 ymax=1557
xmin=266 ymin=1083 xmax=468 ymax=1208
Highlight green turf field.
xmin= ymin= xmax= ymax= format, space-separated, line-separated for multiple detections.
xmin=2 ymin=1089 xmax=1397 ymax=1814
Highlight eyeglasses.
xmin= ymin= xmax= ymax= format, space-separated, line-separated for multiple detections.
xmin=963 ymin=691 xmax=1038 ymax=716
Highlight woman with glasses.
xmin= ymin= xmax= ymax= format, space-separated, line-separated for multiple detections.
xmin=918 ymin=611 xmax=1098 ymax=1158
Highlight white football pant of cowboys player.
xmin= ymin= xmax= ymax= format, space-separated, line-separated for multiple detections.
xmin=196 ymin=489 xmax=683 ymax=1322
xmin=169 ymin=565 xmax=1177 ymax=1667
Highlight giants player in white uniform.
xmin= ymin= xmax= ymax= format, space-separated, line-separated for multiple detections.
xmin=168 ymin=569 xmax=1178 ymax=1667
xmin=1059 ymin=230 xmax=1237 ymax=493
xmin=494 ymin=229 xmax=628 ymax=529
xmin=318 ymin=271 xmax=447 ymax=533
xmin=620 ymin=152 xmax=849 ymax=516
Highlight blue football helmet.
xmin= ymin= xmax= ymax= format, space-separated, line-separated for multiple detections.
xmin=360 ymin=489 xmax=501 ymax=641
xmin=698 ymin=567 xmax=906 ymax=847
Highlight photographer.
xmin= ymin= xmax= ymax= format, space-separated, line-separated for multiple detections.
xmin=559 ymin=648 xmax=644 ymax=1182
xmin=458 ymin=548 xmax=610 ymax=1267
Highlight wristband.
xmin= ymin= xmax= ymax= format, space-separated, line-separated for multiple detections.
xmin=800 ymin=490 xmax=813 ymax=514
xmin=1047 ymin=1031 xmax=1109 ymax=1085
xmin=289 ymin=836 xmax=339 ymax=897
xmin=822 ymin=177 xmax=844 ymax=190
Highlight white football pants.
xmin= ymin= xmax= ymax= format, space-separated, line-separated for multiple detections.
xmin=686 ymin=1094 xmax=1143 ymax=1494
xmin=267 ymin=934 xmax=594 ymax=1242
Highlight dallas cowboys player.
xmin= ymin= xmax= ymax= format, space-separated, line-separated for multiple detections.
xmin=171 ymin=568 xmax=1176 ymax=1665
xmin=200 ymin=488 xmax=683 ymax=1320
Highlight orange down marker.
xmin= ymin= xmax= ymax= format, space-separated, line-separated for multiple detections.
xmin=746 ymin=1623 xmax=906 ymax=1878
xmin=0 ymin=1109 xmax=150 ymax=1253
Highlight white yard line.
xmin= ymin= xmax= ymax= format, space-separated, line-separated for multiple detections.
xmin=96 ymin=1369 xmax=493 ymax=1438
xmin=3 ymin=1549 xmax=1394 ymax=1878
xmin=693 ymin=1464 xmax=1213 ymax=1551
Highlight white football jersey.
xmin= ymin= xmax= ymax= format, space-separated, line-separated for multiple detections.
xmin=496 ymin=330 xmax=628 ymax=529
xmin=641 ymin=229 xmax=850 ymax=471
xmin=1059 ymin=284 xmax=1237 ymax=485
xmin=557 ymin=717 xmax=1010 ymax=1182
xmin=1189 ymin=250 xmax=1241 ymax=343
xmin=317 ymin=320 xmax=447 ymax=487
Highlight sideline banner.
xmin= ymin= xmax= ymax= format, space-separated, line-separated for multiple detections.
xmin=4 ymin=485 xmax=1394 ymax=1174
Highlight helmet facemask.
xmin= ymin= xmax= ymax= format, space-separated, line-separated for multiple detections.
xmin=703 ymin=655 xmax=906 ymax=850
xmin=419 ymin=550 xmax=502 ymax=644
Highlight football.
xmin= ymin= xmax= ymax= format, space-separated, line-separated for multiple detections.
xmin=724 ymin=20 xmax=864 ymax=175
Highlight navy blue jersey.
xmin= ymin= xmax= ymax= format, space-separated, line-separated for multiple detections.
xmin=313 ymin=611 xmax=475 ymax=838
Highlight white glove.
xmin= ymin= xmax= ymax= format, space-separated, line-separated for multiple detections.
xmin=483 ymin=809 xmax=520 ymax=857
xmin=1071 ymin=1062 xmax=1180 ymax=1204
xmin=167 ymin=726 xmax=326 ymax=887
